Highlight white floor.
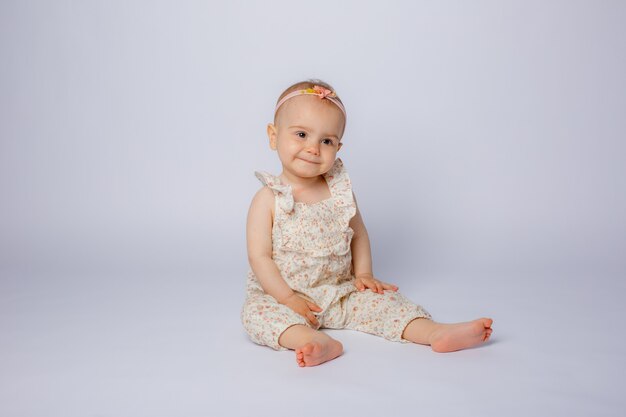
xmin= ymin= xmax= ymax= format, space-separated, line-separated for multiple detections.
xmin=1 ymin=267 xmax=624 ymax=417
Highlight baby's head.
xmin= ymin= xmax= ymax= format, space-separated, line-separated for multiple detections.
xmin=267 ymin=79 xmax=346 ymax=177
xmin=273 ymin=80 xmax=346 ymax=136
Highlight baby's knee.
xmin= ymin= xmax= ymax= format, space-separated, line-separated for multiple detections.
xmin=241 ymin=296 xmax=308 ymax=350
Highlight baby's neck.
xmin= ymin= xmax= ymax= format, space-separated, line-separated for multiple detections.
xmin=279 ymin=172 xmax=325 ymax=190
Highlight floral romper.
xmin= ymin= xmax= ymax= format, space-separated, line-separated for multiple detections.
xmin=241 ymin=158 xmax=431 ymax=351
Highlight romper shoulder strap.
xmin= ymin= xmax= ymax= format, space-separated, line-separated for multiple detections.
xmin=254 ymin=171 xmax=295 ymax=213
xmin=325 ymin=158 xmax=357 ymax=219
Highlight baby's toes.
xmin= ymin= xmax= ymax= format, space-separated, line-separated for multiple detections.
xmin=295 ymin=350 xmax=305 ymax=366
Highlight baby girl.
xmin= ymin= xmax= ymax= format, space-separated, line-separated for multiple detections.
xmin=241 ymin=79 xmax=493 ymax=367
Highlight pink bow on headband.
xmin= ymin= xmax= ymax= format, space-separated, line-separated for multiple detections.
xmin=274 ymin=85 xmax=346 ymax=118
xmin=311 ymin=85 xmax=335 ymax=99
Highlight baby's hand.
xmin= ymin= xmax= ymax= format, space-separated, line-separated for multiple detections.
xmin=354 ymin=274 xmax=399 ymax=294
xmin=280 ymin=293 xmax=323 ymax=327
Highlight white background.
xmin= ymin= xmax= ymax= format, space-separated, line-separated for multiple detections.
xmin=1 ymin=1 xmax=625 ymax=416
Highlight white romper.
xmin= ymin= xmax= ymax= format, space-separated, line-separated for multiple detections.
xmin=241 ymin=158 xmax=431 ymax=350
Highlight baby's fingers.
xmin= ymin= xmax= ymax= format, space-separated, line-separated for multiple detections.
xmin=306 ymin=311 xmax=319 ymax=327
xmin=354 ymin=279 xmax=366 ymax=291
xmin=381 ymin=282 xmax=399 ymax=291
xmin=306 ymin=301 xmax=323 ymax=312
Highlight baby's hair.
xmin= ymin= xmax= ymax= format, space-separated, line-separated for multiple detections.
xmin=273 ymin=79 xmax=346 ymax=136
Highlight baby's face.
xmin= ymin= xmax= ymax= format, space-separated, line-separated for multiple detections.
xmin=268 ymin=95 xmax=345 ymax=179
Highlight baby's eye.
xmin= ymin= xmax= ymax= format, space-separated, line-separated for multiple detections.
xmin=322 ymin=138 xmax=335 ymax=146
xmin=296 ymin=132 xmax=306 ymax=139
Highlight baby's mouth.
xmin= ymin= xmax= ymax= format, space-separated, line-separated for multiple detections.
xmin=298 ymin=158 xmax=321 ymax=164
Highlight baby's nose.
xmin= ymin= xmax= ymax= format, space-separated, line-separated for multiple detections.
xmin=306 ymin=143 xmax=320 ymax=155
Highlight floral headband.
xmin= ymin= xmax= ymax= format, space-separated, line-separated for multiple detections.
xmin=275 ymin=85 xmax=346 ymax=118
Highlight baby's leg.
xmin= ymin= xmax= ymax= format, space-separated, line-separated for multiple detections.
xmin=341 ymin=289 xmax=492 ymax=352
xmin=402 ymin=317 xmax=493 ymax=352
xmin=279 ymin=325 xmax=343 ymax=367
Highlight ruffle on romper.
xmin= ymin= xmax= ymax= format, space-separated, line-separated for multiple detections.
xmin=254 ymin=158 xmax=357 ymax=258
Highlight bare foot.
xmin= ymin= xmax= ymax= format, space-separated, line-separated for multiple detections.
xmin=429 ymin=318 xmax=493 ymax=353
xmin=295 ymin=339 xmax=343 ymax=367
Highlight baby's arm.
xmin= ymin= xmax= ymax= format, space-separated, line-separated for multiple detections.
xmin=247 ymin=187 xmax=294 ymax=301
xmin=349 ymin=193 xmax=399 ymax=294
xmin=246 ymin=187 xmax=322 ymax=325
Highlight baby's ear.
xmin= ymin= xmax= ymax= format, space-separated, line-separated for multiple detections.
xmin=267 ymin=123 xmax=278 ymax=150
xmin=337 ymin=142 xmax=343 ymax=151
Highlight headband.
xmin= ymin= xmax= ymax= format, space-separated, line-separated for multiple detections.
xmin=275 ymin=85 xmax=346 ymax=118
